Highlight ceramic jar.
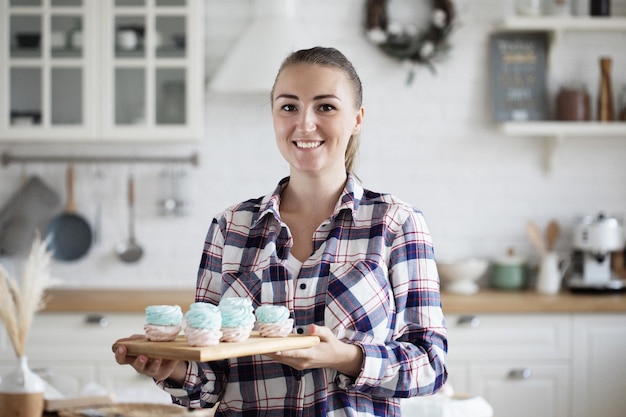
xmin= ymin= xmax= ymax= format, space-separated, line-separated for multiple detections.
xmin=491 ymin=250 xmax=527 ymax=290
xmin=556 ymin=85 xmax=591 ymax=121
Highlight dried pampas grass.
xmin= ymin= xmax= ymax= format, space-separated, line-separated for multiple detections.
xmin=0 ymin=233 xmax=58 ymax=357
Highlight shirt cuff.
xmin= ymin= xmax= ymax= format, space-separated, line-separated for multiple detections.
xmin=157 ymin=361 xmax=192 ymax=398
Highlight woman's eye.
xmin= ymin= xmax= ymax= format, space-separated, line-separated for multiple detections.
xmin=319 ymin=104 xmax=335 ymax=112
xmin=281 ymin=104 xmax=297 ymax=112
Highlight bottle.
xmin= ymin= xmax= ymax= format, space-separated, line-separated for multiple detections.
xmin=590 ymin=0 xmax=610 ymax=16
xmin=597 ymin=57 xmax=614 ymax=121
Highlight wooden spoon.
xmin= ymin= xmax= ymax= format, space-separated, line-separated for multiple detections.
xmin=526 ymin=221 xmax=545 ymax=256
xmin=545 ymin=220 xmax=560 ymax=252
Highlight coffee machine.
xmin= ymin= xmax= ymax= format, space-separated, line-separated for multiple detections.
xmin=569 ymin=212 xmax=625 ymax=292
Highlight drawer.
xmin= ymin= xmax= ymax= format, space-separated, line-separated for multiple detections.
xmin=25 ymin=313 xmax=146 ymax=361
xmin=445 ymin=313 xmax=571 ymax=361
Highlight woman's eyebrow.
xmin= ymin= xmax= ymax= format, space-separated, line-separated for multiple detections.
xmin=274 ymin=94 xmax=341 ymax=101
xmin=314 ymin=94 xmax=341 ymax=101
xmin=275 ymin=94 xmax=299 ymax=101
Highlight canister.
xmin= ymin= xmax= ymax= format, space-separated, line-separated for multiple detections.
xmin=491 ymin=249 xmax=527 ymax=290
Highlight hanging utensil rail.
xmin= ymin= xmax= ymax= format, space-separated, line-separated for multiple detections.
xmin=1 ymin=152 xmax=199 ymax=167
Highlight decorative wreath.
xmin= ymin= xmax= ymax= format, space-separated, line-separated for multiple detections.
xmin=365 ymin=0 xmax=456 ymax=83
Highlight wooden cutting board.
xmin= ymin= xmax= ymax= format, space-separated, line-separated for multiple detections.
xmin=112 ymin=332 xmax=320 ymax=361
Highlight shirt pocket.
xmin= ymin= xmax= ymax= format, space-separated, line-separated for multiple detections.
xmin=222 ymin=262 xmax=293 ymax=306
xmin=326 ymin=260 xmax=395 ymax=344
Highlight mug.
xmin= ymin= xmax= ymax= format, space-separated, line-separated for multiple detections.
xmin=536 ymin=252 xmax=570 ymax=295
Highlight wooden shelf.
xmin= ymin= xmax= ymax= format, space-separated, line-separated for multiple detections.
xmin=498 ymin=121 xmax=626 ymax=174
xmin=499 ymin=121 xmax=626 ymax=137
xmin=499 ymin=16 xmax=626 ymax=32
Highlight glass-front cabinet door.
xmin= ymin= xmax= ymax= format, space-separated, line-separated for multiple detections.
xmin=2 ymin=0 xmax=95 ymax=140
xmin=0 ymin=0 xmax=203 ymax=142
xmin=102 ymin=0 xmax=202 ymax=141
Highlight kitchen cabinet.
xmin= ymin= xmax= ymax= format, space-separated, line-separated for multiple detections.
xmin=447 ymin=311 xmax=626 ymax=417
xmin=572 ymin=314 xmax=626 ymax=417
xmin=0 ymin=0 xmax=204 ymax=143
xmin=446 ymin=313 xmax=572 ymax=417
xmin=494 ymin=16 xmax=626 ymax=173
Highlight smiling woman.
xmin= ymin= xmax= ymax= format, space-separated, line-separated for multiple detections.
xmin=114 ymin=47 xmax=447 ymax=417
xmin=271 ymin=63 xmax=363 ymax=183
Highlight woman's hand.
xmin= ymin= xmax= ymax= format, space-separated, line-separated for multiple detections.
xmin=265 ymin=324 xmax=363 ymax=377
xmin=114 ymin=334 xmax=187 ymax=384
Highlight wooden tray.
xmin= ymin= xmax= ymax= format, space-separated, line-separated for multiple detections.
xmin=112 ymin=332 xmax=320 ymax=362
xmin=57 ymin=403 xmax=202 ymax=417
xmin=45 ymin=394 xmax=114 ymax=412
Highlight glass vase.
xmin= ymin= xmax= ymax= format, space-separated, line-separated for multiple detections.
xmin=0 ymin=356 xmax=46 ymax=417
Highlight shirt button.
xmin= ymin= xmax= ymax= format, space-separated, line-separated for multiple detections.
xmin=296 ymin=327 xmax=304 ymax=334
xmin=299 ymin=283 xmax=306 ymax=290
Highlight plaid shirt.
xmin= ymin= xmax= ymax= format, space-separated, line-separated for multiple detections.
xmin=162 ymin=174 xmax=447 ymax=416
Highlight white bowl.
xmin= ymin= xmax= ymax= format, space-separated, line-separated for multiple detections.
xmin=437 ymin=258 xmax=489 ymax=294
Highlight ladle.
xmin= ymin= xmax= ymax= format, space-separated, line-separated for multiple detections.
xmin=115 ymin=174 xmax=143 ymax=263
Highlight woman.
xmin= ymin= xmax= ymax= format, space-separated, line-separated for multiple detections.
xmin=115 ymin=46 xmax=447 ymax=416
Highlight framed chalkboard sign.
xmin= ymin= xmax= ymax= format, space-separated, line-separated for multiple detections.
xmin=489 ymin=32 xmax=549 ymax=122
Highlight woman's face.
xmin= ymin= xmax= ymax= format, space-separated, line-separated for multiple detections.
xmin=272 ymin=63 xmax=363 ymax=177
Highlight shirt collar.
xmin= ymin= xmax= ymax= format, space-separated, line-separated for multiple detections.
xmin=253 ymin=174 xmax=364 ymax=228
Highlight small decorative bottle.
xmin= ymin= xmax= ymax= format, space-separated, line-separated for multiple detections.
xmin=597 ymin=57 xmax=614 ymax=121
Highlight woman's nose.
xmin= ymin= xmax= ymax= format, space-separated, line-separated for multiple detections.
xmin=296 ymin=108 xmax=316 ymax=133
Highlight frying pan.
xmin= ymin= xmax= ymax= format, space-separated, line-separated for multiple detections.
xmin=45 ymin=166 xmax=92 ymax=261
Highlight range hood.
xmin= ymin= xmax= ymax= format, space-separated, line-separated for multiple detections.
xmin=209 ymin=0 xmax=314 ymax=93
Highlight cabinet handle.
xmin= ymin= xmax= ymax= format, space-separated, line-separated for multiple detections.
xmin=508 ymin=368 xmax=532 ymax=380
xmin=84 ymin=314 xmax=109 ymax=327
xmin=456 ymin=315 xmax=480 ymax=327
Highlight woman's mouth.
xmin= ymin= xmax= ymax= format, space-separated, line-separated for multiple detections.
xmin=294 ymin=141 xmax=323 ymax=149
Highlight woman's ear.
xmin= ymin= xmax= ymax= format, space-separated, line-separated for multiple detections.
xmin=352 ymin=107 xmax=365 ymax=135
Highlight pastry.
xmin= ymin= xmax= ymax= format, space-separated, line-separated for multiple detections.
xmin=144 ymin=305 xmax=183 ymax=342
xmin=184 ymin=302 xmax=222 ymax=346
xmin=255 ymin=305 xmax=293 ymax=337
xmin=218 ymin=297 xmax=255 ymax=342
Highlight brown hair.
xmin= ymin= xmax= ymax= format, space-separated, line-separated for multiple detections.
xmin=271 ymin=47 xmax=363 ymax=175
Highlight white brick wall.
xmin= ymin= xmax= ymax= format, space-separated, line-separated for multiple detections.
xmin=0 ymin=0 xmax=625 ymax=287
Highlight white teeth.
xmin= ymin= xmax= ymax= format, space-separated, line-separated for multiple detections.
xmin=295 ymin=141 xmax=322 ymax=149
